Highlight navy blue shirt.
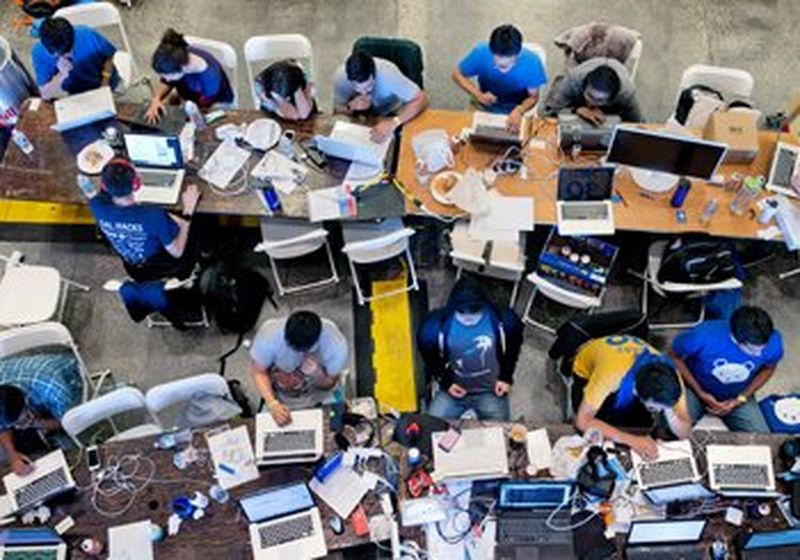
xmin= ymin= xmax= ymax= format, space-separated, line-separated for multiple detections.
xmin=163 ymin=47 xmax=234 ymax=108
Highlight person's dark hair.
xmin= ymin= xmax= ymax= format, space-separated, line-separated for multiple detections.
xmin=634 ymin=362 xmax=681 ymax=407
xmin=0 ymin=385 xmax=26 ymax=428
xmin=345 ymin=51 xmax=376 ymax=83
xmin=285 ymin=311 xmax=323 ymax=352
xmin=152 ymin=28 xmax=190 ymax=75
xmin=731 ymin=306 xmax=774 ymax=346
xmin=584 ymin=65 xmax=622 ymax=99
xmin=488 ymin=24 xmax=523 ymax=57
xmin=40 ymin=17 xmax=75 ymax=55
xmin=257 ymin=61 xmax=308 ymax=101
xmin=446 ymin=276 xmax=492 ymax=316
xmin=101 ymin=159 xmax=137 ymax=198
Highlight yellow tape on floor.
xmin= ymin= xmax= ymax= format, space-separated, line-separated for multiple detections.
xmin=0 ymin=200 xmax=94 ymax=225
xmin=369 ymin=271 xmax=418 ymax=413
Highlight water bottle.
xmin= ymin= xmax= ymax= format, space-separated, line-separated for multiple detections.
xmin=11 ymin=129 xmax=33 ymax=155
xmin=184 ymin=101 xmax=205 ymax=131
xmin=76 ymin=174 xmax=97 ymax=198
xmin=700 ymin=199 xmax=718 ymax=226
xmin=670 ymin=178 xmax=691 ymax=208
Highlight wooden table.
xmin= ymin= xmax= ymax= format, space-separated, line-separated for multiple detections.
xmin=397 ymin=109 xmax=799 ymax=240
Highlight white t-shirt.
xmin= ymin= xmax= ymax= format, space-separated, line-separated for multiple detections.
xmin=333 ymin=57 xmax=420 ymax=115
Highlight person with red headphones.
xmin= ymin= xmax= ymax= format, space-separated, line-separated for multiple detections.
xmin=89 ymin=158 xmax=202 ymax=281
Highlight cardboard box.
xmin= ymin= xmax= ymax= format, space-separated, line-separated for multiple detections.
xmin=704 ymin=110 xmax=759 ymax=163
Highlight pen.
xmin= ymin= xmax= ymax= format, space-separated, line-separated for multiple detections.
xmin=219 ymin=463 xmax=236 ymax=475
xmin=615 ymin=189 xmax=629 ymax=208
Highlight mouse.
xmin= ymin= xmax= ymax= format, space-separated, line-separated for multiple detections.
xmin=328 ymin=516 xmax=344 ymax=535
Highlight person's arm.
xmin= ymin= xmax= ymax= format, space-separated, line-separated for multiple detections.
xmin=370 ymin=90 xmax=429 ymax=142
xmin=332 ymin=69 xmax=354 ymax=114
xmin=739 ymin=365 xmax=777 ymax=400
xmin=575 ymin=401 xmax=659 ymax=460
xmin=662 ymin=400 xmax=692 ymax=439
xmin=668 ymin=348 xmax=724 ymax=414
xmin=542 ymin=73 xmax=580 ymax=116
xmin=100 ymin=57 xmax=115 ymax=87
xmin=250 ymin=361 xmax=291 ymax=425
xmin=618 ymin=93 xmax=644 ymax=123
xmin=507 ymin=89 xmax=540 ymax=130
xmin=164 ymin=184 xmax=200 ymax=258
xmin=38 ymin=57 xmax=72 ymax=101
xmin=416 ymin=314 xmax=455 ymax=390
xmin=0 ymin=431 xmax=33 ymax=476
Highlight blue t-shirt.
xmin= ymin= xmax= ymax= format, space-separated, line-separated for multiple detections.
xmin=164 ymin=47 xmax=234 ymax=108
xmin=447 ymin=312 xmax=500 ymax=394
xmin=672 ymin=320 xmax=784 ymax=401
xmin=458 ymin=43 xmax=548 ymax=113
xmin=32 ymin=25 xmax=117 ymax=95
xmin=89 ymin=196 xmax=179 ymax=265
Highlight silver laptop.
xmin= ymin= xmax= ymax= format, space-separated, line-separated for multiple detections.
xmin=52 ymin=86 xmax=116 ymax=132
xmin=313 ymin=121 xmax=390 ymax=168
xmin=470 ymin=111 xmax=525 ymax=147
xmin=123 ymin=133 xmax=186 ymax=205
xmin=767 ymin=141 xmax=800 ymax=199
xmin=241 ymin=481 xmax=327 ymax=560
xmin=255 ymin=408 xmax=324 ymax=466
xmin=706 ymin=444 xmax=778 ymax=497
xmin=0 ymin=528 xmax=67 ymax=560
xmin=631 ymin=440 xmax=712 ymax=505
xmin=625 ymin=520 xmax=706 ymax=560
xmin=556 ymin=167 xmax=616 ymax=236
xmin=2 ymin=450 xmax=76 ymax=514
xmin=431 ymin=427 xmax=509 ymax=482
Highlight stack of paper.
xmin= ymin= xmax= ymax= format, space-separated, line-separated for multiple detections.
xmin=250 ymin=151 xmax=309 ymax=194
xmin=206 ymin=426 xmax=259 ymax=490
xmin=198 ymin=142 xmax=251 ymax=189
xmin=468 ymin=191 xmax=534 ymax=241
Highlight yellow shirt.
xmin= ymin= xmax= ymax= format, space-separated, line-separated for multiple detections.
xmin=573 ymin=336 xmax=687 ymax=414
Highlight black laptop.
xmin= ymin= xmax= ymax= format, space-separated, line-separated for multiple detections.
xmin=625 ymin=519 xmax=707 ymax=560
xmin=737 ymin=528 xmax=800 ymax=559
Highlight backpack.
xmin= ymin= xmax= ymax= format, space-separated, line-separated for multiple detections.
xmin=657 ymin=237 xmax=739 ymax=285
xmin=199 ymin=261 xmax=275 ymax=334
xmin=675 ymin=84 xmax=724 ymax=126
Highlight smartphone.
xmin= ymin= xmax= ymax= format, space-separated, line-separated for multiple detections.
xmin=86 ymin=445 xmax=101 ymax=472
xmin=437 ymin=426 xmax=462 ymax=453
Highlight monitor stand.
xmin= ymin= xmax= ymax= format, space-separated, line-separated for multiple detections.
xmin=630 ymin=168 xmax=679 ymax=193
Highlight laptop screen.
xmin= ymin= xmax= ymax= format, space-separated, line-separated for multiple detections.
xmin=124 ymin=134 xmax=183 ymax=169
xmin=557 ymin=167 xmax=615 ymax=201
xmin=745 ymin=529 xmax=800 ymax=550
xmin=240 ymin=482 xmax=315 ymax=524
xmin=0 ymin=528 xmax=61 ymax=546
xmin=643 ymin=482 xmax=716 ymax=505
xmin=498 ymin=482 xmax=572 ymax=510
xmin=627 ymin=520 xmax=706 ymax=546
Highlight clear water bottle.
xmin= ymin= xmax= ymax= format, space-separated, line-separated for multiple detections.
xmin=184 ymin=101 xmax=206 ymax=131
xmin=11 ymin=129 xmax=33 ymax=155
xmin=700 ymin=199 xmax=718 ymax=226
xmin=76 ymin=173 xmax=97 ymax=198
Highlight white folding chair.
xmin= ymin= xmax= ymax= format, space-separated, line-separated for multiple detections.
xmin=254 ymin=218 xmax=339 ymax=296
xmin=185 ymin=35 xmax=239 ymax=109
xmin=243 ymin=34 xmax=314 ymax=110
xmin=341 ymin=219 xmax=419 ymax=306
xmin=626 ymin=38 xmax=643 ymax=82
xmin=61 ymin=386 xmax=162 ymax=446
xmin=145 ymin=373 xmax=232 ymax=429
xmin=0 ymin=251 xmax=89 ymax=328
xmin=54 ymin=2 xmax=140 ymax=90
xmin=676 ymin=64 xmax=755 ymax=104
xmin=523 ymin=42 xmax=547 ymax=117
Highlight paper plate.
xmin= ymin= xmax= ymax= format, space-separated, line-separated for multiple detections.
xmin=245 ymin=118 xmax=282 ymax=151
xmin=430 ymin=171 xmax=461 ymax=206
xmin=77 ymin=140 xmax=114 ymax=175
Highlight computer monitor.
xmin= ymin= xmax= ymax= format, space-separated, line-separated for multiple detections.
xmin=605 ymin=126 xmax=728 ymax=192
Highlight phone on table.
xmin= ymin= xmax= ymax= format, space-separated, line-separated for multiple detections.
xmin=437 ymin=426 xmax=462 ymax=453
xmin=86 ymin=445 xmax=101 ymax=472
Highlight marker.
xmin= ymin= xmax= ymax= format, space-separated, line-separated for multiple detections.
xmin=219 ymin=463 xmax=236 ymax=475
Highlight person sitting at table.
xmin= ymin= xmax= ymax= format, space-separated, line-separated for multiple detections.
xmin=452 ymin=24 xmax=547 ymax=131
xmin=255 ymin=60 xmax=316 ymax=121
xmin=0 ymin=351 xmax=83 ymax=476
xmin=542 ymin=57 xmax=643 ymax=124
xmin=417 ymin=277 xmax=523 ymax=422
xmin=89 ymin=159 xmax=202 ymax=282
xmin=250 ymin=310 xmax=348 ymax=427
xmin=670 ymin=306 xmax=783 ymax=433
xmin=145 ymin=28 xmax=234 ymax=124
xmin=573 ymin=335 xmax=692 ymax=460
xmin=31 ymin=16 xmax=118 ymax=100
xmin=333 ymin=50 xmax=429 ymax=143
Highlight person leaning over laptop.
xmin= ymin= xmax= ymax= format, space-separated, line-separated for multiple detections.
xmin=669 ymin=306 xmax=783 ymax=433
xmin=145 ymin=28 xmax=234 ymax=124
xmin=31 ymin=16 xmax=119 ymax=101
xmin=332 ymin=50 xmax=429 ymax=143
xmin=250 ymin=311 xmax=348 ymax=427
xmin=0 ymin=352 xmax=83 ymax=476
xmin=573 ymin=335 xmax=692 ymax=460
xmin=89 ymin=159 xmax=202 ymax=282
xmin=452 ymin=24 xmax=548 ymax=132
xmin=255 ymin=60 xmax=316 ymax=122
xmin=542 ymin=57 xmax=643 ymax=124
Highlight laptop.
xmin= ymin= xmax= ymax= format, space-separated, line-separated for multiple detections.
xmin=313 ymin=121 xmax=391 ymax=168
xmin=108 ymin=520 xmax=154 ymax=560
xmin=470 ymin=111 xmax=524 ymax=148
xmin=706 ymin=444 xmax=778 ymax=497
xmin=631 ymin=440 xmax=708 ymax=504
xmin=557 ymin=112 xmax=621 ymax=152
xmin=431 ymin=427 xmax=509 ymax=482
xmin=766 ymin=141 xmax=800 ymax=199
xmin=494 ymin=481 xmax=576 ymax=560
xmin=123 ymin=133 xmax=186 ymax=205
xmin=241 ymin=481 xmax=327 ymax=560
xmin=556 ymin=167 xmax=616 ymax=236
xmin=0 ymin=528 xmax=67 ymax=560
xmin=625 ymin=520 xmax=707 ymax=560
xmin=737 ymin=528 xmax=800 ymax=559
xmin=2 ymin=450 xmax=76 ymax=514
xmin=52 ymin=86 xmax=117 ymax=132
xmin=120 ymin=103 xmax=187 ymax=136
xmin=255 ymin=408 xmax=324 ymax=466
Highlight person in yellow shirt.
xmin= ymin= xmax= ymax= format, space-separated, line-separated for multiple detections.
xmin=572 ymin=335 xmax=692 ymax=460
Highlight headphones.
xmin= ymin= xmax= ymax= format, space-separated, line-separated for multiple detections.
xmin=101 ymin=158 xmax=142 ymax=195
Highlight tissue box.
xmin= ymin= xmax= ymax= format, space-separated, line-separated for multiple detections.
xmin=704 ymin=110 xmax=759 ymax=163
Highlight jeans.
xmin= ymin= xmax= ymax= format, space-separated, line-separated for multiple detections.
xmin=428 ymin=390 xmax=510 ymax=421
xmin=685 ymin=386 xmax=770 ymax=433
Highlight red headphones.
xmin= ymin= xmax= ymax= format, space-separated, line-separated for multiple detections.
xmin=101 ymin=157 xmax=142 ymax=195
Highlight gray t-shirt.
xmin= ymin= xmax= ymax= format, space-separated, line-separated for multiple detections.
xmin=250 ymin=317 xmax=348 ymax=409
xmin=333 ymin=57 xmax=420 ymax=115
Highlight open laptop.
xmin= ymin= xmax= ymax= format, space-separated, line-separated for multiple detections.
xmin=120 ymin=103 xmax=187 ymax=136
xmin=2 ymin=450 xmax=76 ymax=514
xmin=556 ymin=167 xmax=616 ymax=236
xmin=313 ymin=120 xmax=391 ymax=168
xmin=123 ymin=132 xmax=185 ymax=205
xmin=241 ymin=481 xmax=327 ymax=560
xmin=255 ymin=408 xmax=324 ymax=466
xmin=470 ymin=111 xmax=524 ymax=148
xmin=766 ymin=141 xmax=800 ymax=199
xmin=737 ymin=528 xmax=800 ymax=559
xmin=631 ymin=440 xmax=710 ymax=505
xmin=706 ymin=444 xmax=778 ymax=497
xmin=625 ymin=520 xmax=707 ymax=560
xmin=0 ymin=528 xmax=67 ymax=560
xmin=494 ymin=481 xmax=576 ymax=560
xmin=52 ymin=86 xmax=117 ymax=132
xmin=431 ymin=427 xmax=509 ymax=482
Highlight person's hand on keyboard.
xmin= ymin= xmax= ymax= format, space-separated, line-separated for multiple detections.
xmin=576 ymin=107 xmax=606 ymax=127
xmin=10 ymin=452 xmax=34 ymax=477
xmin=180 ymin=184 xmax=201 ymax=217
xmin=268 ymin=401 xmax=292 ymax=427
xmin=627 ymin=435 xmax=659 ymax=461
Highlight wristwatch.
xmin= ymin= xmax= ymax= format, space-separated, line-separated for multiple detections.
xmin=736 ymin=394 xmax=748 ymax=404
xmin=392 ymin=116 xmax=402 ymax=128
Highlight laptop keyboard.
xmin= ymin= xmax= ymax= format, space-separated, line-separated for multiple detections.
xmin=259 ymin=513 xmax=314 ymax=549
xmin=714 ymin=463 xmax=770 ymax=487
xmin=639 ymin=458 xmax=695 ymax=487
xmin=263 ymin=430 xmax=316 ymax=454
xmin=562 ymin=203 xmax=609 ymax=221
xmin=773 ymin=148 xmax=797 ymax=186
xmin=498 ymin=512 xmax=572 ymax=545
xmin=14 ymin=468 xmax=69 ymax=511
xmin=473 ymin=124 xmax=520 ymax=143
xmin=139 ymin=169 xmax=176 ymax=187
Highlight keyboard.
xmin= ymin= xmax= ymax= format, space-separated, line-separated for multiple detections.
xmin=773 ymin=147 xmax=798 ymax=186
xmin=714 ymin=463 xmax=770 ymax=488
xmin=139 ymin=169 xmax=177 ymax=187
xmin=562 ymin=202 xmax=609 ymax=221
xmin=473 ymin=124 xmax=521 ymax=144
xmin=258 ymin=513 xmax=314 ymax=549
xmin=263 ymin=429 xmax=316 ymax=454
xmin=639 ymin=458 xmax=695 ymax=487
xmin=497 ymin=512 xmax=573 ymax=546
xmin=14 ymin=468 xmax=69 ymax=511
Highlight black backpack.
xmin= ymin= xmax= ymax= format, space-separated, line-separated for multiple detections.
xmin=657 ymin=237 xmax=739 ymax=285
xmin=674 ymin=84 xmax=724 ymax=125
xmin=199 ymin=261 xmax=275 ymax=334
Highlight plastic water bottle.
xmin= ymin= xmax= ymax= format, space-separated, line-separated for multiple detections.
xmin=700 ymin=199 xmax=718 ymax=226
xmin=184 ymin=101 xmax=205 ymax=131
xmin=76 ymin=174 xmax=97 ymax=198
xmin=11 ymin=129 xmax=33 ymax=155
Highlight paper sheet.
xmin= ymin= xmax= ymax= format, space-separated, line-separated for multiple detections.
xmin=251 ymin=151 xmax=308 ymax=194
xmin=448 ymin=168 xmax=490 ymax=214
xmin=331 ymin=120 xmax=392 ymax=160
xmin=198 ymin=141 xmax=251 ymax=189
xmin=468 ymin=192 xmax=534 ymax=241
xmin=206 ymin=425 xmax=259 ymax=490
xmin=527 ymin=428 xmax=554 ymax=472
xmin=108 ymin=520 xmax=154 ymax=560
xmin=345 ymin=161 xmax=383 ymax=184
xmin=309 ymin=466 xmax=370 ymax=518
xmin=307 ymin=186 xmax=346 ymax=222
